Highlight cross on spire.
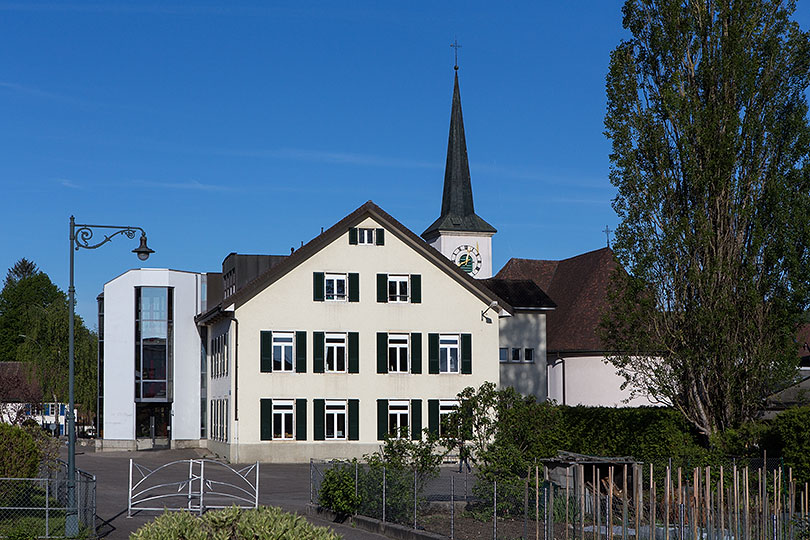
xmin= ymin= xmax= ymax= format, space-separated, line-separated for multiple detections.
xmin=451 ymin=38 xmax=462 ymax=70
xmin=603 ymin=225 xmax=613 ymax=248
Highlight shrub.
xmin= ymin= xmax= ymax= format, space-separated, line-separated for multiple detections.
xmin=0 ymin=423 xmax=41 ymax=478
xmin=130 ymin=506 xmax=341 ymax=540
xmin=319 ymin=463 xmax=360 ymax=517
xmin=768 ymin=405 xmax=810 ymax=484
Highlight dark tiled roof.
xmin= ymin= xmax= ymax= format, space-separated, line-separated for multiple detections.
xmin=495 ymin=247 xmax=618 ymax=352
xmin=422 ymin=71 xmax=496 ymax=239
xmin=481 ymin=278 xmax=556 ymax=310
xmin=0 ymin=362 xmax=41 ymax=402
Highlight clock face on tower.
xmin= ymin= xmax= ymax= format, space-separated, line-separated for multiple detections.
xmin=451 ymin=244 xmax=483 ymax=276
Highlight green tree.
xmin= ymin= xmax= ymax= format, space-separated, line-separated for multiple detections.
xmin=603 ymin=0 xmax=810 ymax=437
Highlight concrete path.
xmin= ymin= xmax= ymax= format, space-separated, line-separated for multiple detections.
xmin=68 ymin=447 xmax=391 ymax=540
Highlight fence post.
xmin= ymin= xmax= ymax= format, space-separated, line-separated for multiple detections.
xmin=355 ymin=461 xmax=359 ymax=502
xmin=199 ymin=460 xmax=205 ymax=515
xmin=414 ymin=468 xmax=417 ymax=530
xmin=494 ymin=479 xmax=498 ymax=540
xmin=451 ymin=473 xmax=455 ymax=540
xmin=310 ymin=460 xmax=313 ymax=504
xmin=45 ymin=478 xmax=50 ymax=538
xmin=127 ymin=458 xmax=133 ymax=518
xmin=255 ymin=461 xmax=260 ymax=509
xmin=382 ymin=466 xmax=386 ymax=523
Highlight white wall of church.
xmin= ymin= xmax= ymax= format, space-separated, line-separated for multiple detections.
xmin=428 ymin=232 xmax=494 ymax=279
xmin=546 ymin=355 xmax=652 ymax=407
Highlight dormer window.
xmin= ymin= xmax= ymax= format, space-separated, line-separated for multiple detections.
xmin=358 ymin=228 xmax=375 ymax=245
xmin=349 ymin=227 xmax=385 ymax=246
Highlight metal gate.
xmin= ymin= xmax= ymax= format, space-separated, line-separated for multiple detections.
xmin=127 ymin=458 xmax=259 ymax=516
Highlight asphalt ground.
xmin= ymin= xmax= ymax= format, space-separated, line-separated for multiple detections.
xmin=67 ymin=447 xmax=392 ymax=540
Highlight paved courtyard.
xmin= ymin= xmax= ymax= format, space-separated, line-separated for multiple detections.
xmin=69 ymin=447 xmax=391 ymax=540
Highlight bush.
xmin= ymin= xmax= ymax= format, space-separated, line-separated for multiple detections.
xmin=319 ymin=463 xmax=360 ymax=517
xmin=768 ymin=405 xmax=810 ymax=484
xmin=130 ymin=506 xmax=342 ymax=540
xmin=0 ymin=423 xmax=41 ymax=478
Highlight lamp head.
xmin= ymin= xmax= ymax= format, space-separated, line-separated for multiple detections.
xmin=132 ymin=234 xmax=155 ymax=261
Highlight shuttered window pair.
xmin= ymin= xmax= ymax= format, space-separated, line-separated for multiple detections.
xmin=259 ymin=331 xmax=306 ymax=373
xmin=259 ymin=398 xmax=307 ymax=441
xmin=376 ymin=332 xmax=422 ymax=374
xmin=313 ymin=399 xmax=359 ymax=440
xmin=376 ymin=274 xmax=421 ymax=303
xmin=313 ymin=272 xmax=359 ymax=302
xmin=376 ymin=399 xmax=422 ymax=440
xmin=427 ymin=399 xmax=459 ymax=436
xmin=427 ymin=333 xmax=472 ymax=374
xmin=312 ymin=332 xmax=359 ymax=373
xmin=349 ymin=227 xmax=384 ymax=246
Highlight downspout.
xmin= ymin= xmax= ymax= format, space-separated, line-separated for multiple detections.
xmin=233 ymin=317 xmax=239 ymax=464
xmin=561 ymin=354 xmax=566 ymax=406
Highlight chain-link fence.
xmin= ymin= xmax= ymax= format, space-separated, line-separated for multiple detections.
xmin=0 ymin=461 xmax=96 ymax=538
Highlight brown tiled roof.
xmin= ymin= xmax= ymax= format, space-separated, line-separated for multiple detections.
xmin=0 ymin=362 xmax=42 ymax=402
xmin=495 ymin=248 xmax=618 ymax=352
xmin=481 ymin=278 xmax=556 ymax=310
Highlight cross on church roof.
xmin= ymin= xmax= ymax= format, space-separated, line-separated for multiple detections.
xmin=603 ymin=225 xmax=613 ymax=248
xmin=451 ymin=38 xmax=461 ymax=70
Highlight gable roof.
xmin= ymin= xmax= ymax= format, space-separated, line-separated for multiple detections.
xmin=223 ymin=200 xmax=512 ymax=314
xmin=495 ymin=247 xmax=617 ymax=352
xmin=422 ymin=71 xmax=496 ymax=239
xmin=481 ymin=278 xmax=556 ymax=311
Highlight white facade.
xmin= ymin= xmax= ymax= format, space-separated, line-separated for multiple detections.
xmin=498 ymin=312 xmax=548 ymax=401
xmin=427 ymin=232 xmax=494 ymax=279
xmin=546 ymin=355 xmax=652 ymax=407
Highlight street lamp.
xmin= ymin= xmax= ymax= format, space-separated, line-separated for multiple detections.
xmin=67 ymin=216 xmax=153 ymax=536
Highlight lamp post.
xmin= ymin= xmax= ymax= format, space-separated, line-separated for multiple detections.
xmin=67 ymin=216 xmax=154 ymax=536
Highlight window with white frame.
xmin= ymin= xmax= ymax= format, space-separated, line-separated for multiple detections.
xmin=387 ymin=275 xmax=409 ymax=302
xmin=357 ymin=228 xmax=375 ymax=245
xmin=499 ymin=348 xmax=508 ymax=363
xmin=512 ymin=348 xmax=521 ymax=362
xmin=326 ymin=333 xmax=347 ymax=372
xmin=439 ymin=400 xmax=459 ymax=437
xmin=273 ymin=332 xmax=294 ymax=372
xmin=272 ymin=400 xmax=294 ymax=440
xmin=325 ymin=273 xmax=347 ymax=301
xmin=325 ymin=400 xmax=347 ymax=440
xmin=388 ymin=334 xmax=409 ymax=373
xmin=524 ymin=348 xmax=535 ymax=363
xmin=388 ymin=400 xmax=409 ymax=438
xmin=439 ymin=334 xmax=460 ymax=373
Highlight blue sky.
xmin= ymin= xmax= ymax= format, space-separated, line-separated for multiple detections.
xmin=2 ymin=1 xmax=809 ymax=328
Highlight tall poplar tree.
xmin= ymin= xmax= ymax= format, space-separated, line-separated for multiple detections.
xmin=603 ymin=0 xmax=810 ymax=437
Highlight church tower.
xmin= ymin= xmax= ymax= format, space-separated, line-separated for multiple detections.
xmin=422 ymin=68 xmax=496 ymax=279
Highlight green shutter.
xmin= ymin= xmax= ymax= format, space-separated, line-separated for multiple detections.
xmin=428 ymin=333 xmax=439 ymax=374
xmin=295 ymin=331 xmax=307 ymax=373
xmin=410 ymin=275 xmax=421 ymax=304
xmin=428 ymin=399 xmax=439 ymax=436
xmin=348 ymin=332 xmax=359 ymax=373
xmin=376 ymin=332 xmax=388 ymax=374
xmin=313 ymin=399 xmax=325 ymax=441
xmin=376 ymin=274 xmax=388 ymax=303
xmin=349 ymin=227 xmax=358 ymax=245
xmin=313 ymin=332 xmax=325 ymax=373
xmin=296 ymin=399 xmax=307 ymax=440
xmin=348 ymin=399 xmax=359 ymax=440
xmin=260 ymin=399 xmax=272 ymax=441
xmin=410 ymin=332 xmax=422 ymax=374
xmin=348 ymin=273 xmax=360 ymax=302
xmin=461 ymin=334 xmax=472 ymax=374
xmin=375 ymin=228 xmax=384 ymax=245
xmin=313 ymin=272 xmax=325 ymax=302
xmin=411 ymin=399 xmax=422 ymax=440
xmin=377 ymin=399 xmax=388 ymax=441
xmin=260 ymin=331 xmax=273 ymax=373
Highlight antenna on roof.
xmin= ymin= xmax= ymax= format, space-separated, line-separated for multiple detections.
xmin=602 ymin=225 xmax=613 ymax=248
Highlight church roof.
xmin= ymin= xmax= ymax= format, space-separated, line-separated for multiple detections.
xmin=495 ymin=247 xmax=617 ymax=352
xmin=481 ymin=278 xmax=556 ymax=310
xmin=422 ymin=71 xmax=496 ymax=239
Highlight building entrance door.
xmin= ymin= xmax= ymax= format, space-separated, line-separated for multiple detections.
xmin=136 ymin=403 xmax=171 ymax=450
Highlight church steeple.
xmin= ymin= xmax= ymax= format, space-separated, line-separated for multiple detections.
xmin=422 ymin=69 xmax=496 ymax=241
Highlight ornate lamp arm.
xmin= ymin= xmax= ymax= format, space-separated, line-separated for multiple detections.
xmin=73 ymin=223 xmax=147 ymax=251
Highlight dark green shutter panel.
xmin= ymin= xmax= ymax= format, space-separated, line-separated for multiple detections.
xmin=461 ymin=334 xmax=472 ymax=374
xmin=410 ymin=275 xmax=421 ymax=304
xmin=375 ymin=228 xmax=384 ymax=245
xmin=349 ymin=227 xmax=358 ymax=245
xmin=376 ymin=332 xmax=388 ymax=374
xmin=348 ymin=332 xmax=359 ymax=373
xmin=428 ymin=399 xmax=439 ymax=436
xmin=260 ymin=399 xmax=272 ymax=441
xmin=313 ymin=332 xmax=325 ymax=373
xmin=377 ymin=399 xmax=388 ymax=441
xmin=410 ymin=332 xmax=422 ymax=374
xmin=296 ymin=399 xmax=307 ymax=440
xmin=260 ymin=331 xmax=273 ymax=373
xmin=313 ymin=399 xmax=325 ymax=441
xmin=313 ymin=272 xmax=324 ymax=302
xmin=348 ymin=273 xmax=360 ymax=302
xmin=376 ymin=274 xmax=388 ymax=303
xmin=295 ymin=331 xmax=307 ymax=373
xmin=428 ymin=333 xmax=439 ymax=374
xmin=348 ymin=399 xmax=359 ymax=440
xmin=411 ymin=399 xmax=422 ymax=440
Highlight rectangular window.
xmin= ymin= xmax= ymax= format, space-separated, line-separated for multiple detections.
xmin=135 ymin=287 xmax=173 ymax=402
xmin=272 ymin=400 xmax=294 ymax=440
xmin=273 ymin=332 xmax=295 ymax=372
xmin=388 ymin=400 xmax=409 ymax=439
xmin=325 ymin=333 xmax=347 ymax=373
xmin=512 ymin=348 xmax=521 ymax=362
xmin=439 ymin=400 xmax=459 ymax=437
xmin=324 ymin=274 xmax=347 ymax=301
xmin=387 ymin=275 xmax=409 ymax=302
xmin=325 ymin=400 xmax=347 ymax=440
xmin=499 ymin=347 xmax=508 ymax=363
xmin=358 ymin=228 xmax=375 ymax=245
xmin=439 ymin=335 xmax=460 ymax=373
xmin=388 ymin=334 xmax=409 ymax=373
xmin=525 ymin=348 xmax=535 ymax=363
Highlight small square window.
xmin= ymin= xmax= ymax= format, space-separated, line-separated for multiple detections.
xmin=388 ymin=334 xmax=409 ymax=373
xmin=512 ymin=348 xmax=521 ymax=362
xmin=499 ymin=348 xmax=508 ymax=363
xmin=388 ymin=400 xmax=409 ymax=438
xmin=388 ymin=275 xmax=409 ymax=303
xmin=358 ymin=228 xmax=375 ymax=245
xmin=524 ymin=348 xmax=534 ymax=363
xmin=325 ymin=274 xmax=347 ymax=301
xmin=325 ymin=400 xmax=347 ymax=440
xmin=273 ymin=332 xmax=294 ymax=372
xmin=326 ymin=333 xmax=347 ymax=373
xmin=440 ymin=335 xmax=460 ymax=373
xmin=272 ymin=400 xmax=294 ymax=440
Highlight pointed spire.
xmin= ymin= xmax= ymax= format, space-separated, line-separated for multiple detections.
xmin=422 ymin=70 xmax=496 ymax=240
